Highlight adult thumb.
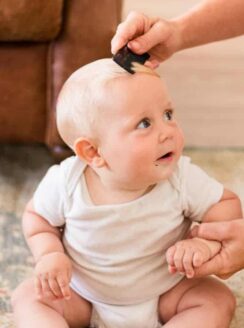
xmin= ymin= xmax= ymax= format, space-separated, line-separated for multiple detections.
xmin=191 ymin=221 xmax=231 ymax=241
xmin=193 ymin=254 xmax=223 ymax=278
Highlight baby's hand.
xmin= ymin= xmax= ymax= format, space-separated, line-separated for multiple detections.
xmin=34 ymin=252 xmax=72 ymax=300
xmin=166 ymin=237 xmax=221 ymax=279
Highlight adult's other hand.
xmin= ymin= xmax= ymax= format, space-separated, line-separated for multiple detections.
xmin=191 ymin=219 xmax=244 ymax=279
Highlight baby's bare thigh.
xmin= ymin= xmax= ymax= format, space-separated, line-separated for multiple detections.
xmin=60 ymin=287 xmax=92 ymax=327
xmin=158 ymin=277 xmax=235 ymax=323
xmin=13 ymin=278 xmax=92 ymax=328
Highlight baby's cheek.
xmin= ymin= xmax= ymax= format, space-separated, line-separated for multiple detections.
xmin=176 ymin=129 xmax=185 ymax=154
xmin=179 ymin=128 xmax=185 ymax=145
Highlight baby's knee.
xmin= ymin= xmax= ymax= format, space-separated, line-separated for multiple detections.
xmin=202 ymin=282 xmax=236 ymax=328
xmin=194 ymin=278 xmax=236 ymax=325
xmin=211 ymin=282 xmax=236 ymax=317
xmin=11 ymin=278 xmax=35 ymax=309
xmin=160 ymin=277 xmax=236 ymax=325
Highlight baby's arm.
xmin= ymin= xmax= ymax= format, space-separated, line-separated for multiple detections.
xmin=201 ymin=188 xmax=242 ymax=223
xmin=166 ymin=188 xmax=242 ymax=278
xmin=22 ymin=198 xmax=72 ymax=300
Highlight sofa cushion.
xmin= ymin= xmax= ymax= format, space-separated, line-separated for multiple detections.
xmin=0 ymin=0 xmax=64 ymax=41
xmin=0 ymin=43 xmax=48 ymax=142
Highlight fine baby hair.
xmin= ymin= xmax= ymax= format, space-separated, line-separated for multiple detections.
xmin=56 ymin=59 xmax=128 ymax=150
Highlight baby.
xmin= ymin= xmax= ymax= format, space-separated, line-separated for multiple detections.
xmin=12 ymin=59 xmax=242 ymax=328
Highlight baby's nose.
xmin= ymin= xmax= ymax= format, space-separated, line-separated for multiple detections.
xmin=159 ymin=126 xmax=173 ymax=143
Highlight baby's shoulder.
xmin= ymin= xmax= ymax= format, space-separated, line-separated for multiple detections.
xmin=169 ymin=155 xmax=191 ymax=189
xmin=59 ymin=155 xmax=86 ymax=196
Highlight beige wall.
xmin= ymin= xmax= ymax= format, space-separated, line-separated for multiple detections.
xmin=123 ymin=1 xmax=244 ymax=147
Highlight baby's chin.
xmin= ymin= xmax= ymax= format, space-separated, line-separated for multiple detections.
xmin=156 ymin=164 xmax=178 ymax=181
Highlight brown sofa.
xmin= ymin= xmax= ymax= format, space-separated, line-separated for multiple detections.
xmin=0 ymin=0 xmax=122 ymax=160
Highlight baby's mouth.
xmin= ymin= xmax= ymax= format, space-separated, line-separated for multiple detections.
xmin=157 ymin=151 xmax=174 ymax=161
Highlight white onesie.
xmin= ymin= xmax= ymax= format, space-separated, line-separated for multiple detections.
xmin=33 ymin=155 xmax=223 ymax=327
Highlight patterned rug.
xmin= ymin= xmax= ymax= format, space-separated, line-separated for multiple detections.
xmin=0 ymin=145 xmax=244 ymax=327
xmin=0 ymin=145 xmax=54 ymax=328
xmin=0 ymin=212 xmax=33 ymax=328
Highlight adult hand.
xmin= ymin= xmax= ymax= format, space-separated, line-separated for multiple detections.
xmin=191 ymin=219 xmax=244 ymax=279
xmin=111 ymin=11 xmax=182 ymax=68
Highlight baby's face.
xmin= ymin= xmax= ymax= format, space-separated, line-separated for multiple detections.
xmin=97 ymin=73 xmax=184 ymax=189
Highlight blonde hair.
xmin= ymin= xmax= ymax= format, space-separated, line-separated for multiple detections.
xmin=56 ymin=58 xmax=129 ymax=149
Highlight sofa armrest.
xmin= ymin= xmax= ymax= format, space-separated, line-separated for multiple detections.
xmin=46 ymin=0 xmax=122 ymax=159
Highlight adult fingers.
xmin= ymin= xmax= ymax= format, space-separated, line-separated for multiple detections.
xmin=144 ymin=58 xmax=160 ymax=69
xmin=127 ymin=19 xmax=172 ymax=55
xmin=111 ymin=11 xmax=150 ymax=54
xmin=193 ymin=254 xmax=223 ymax=278
xmin=192 ymin=251 xmax=204 ymax=268
xmin=191 ymin=221 xmax=233 ymax=241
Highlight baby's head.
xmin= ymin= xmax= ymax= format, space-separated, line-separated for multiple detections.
xmin=57 ymin=59 xmax=123 ymax=149
xmin=57 ymin=58 xmax=184 ymax=188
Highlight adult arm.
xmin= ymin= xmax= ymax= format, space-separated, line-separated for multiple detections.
xmin=176 ymin=0 xmax=244 ymax=50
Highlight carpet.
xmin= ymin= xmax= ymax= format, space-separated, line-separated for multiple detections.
xmin=0 ymin=212 xmax=33 ymax=328
xmin=0 ymin=145 xmax=244 ymax=327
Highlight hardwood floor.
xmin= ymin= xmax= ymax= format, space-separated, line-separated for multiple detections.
xmin=122 ymin=0 xmax=244 ymax=147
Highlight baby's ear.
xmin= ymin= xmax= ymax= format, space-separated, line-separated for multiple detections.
xmin=74 ymin=137 xmax=105 ymax=168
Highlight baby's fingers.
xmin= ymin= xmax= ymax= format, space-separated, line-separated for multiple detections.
xmin=35 ymin=276 xmax=56 ymax=300
xmin=48 ymin=276 xmax=63 ymax=299
xmin=172 ymin=247 xmax=185 ymax=273
xmin=166 ymin=245 xmax=176 ymax=266
xmin=168 ymin=264 xmax=177 ymax=274
xmin=57 ymin=274 xmax=71 ymax=300
xmin=182 ymin=249 xmax=195 ymax=278
xmin=34 ymin=276 xmax=42 ymax=298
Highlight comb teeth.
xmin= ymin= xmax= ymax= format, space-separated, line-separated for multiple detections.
xmin=113 ymin=45 xmax=150 ymax=74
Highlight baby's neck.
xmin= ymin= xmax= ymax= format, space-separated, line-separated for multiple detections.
xmin=84 ymin=167 xmax=154 ymax=205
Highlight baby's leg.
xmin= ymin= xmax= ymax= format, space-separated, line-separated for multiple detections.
xmin=11 ymin=278 xmax=92 ymax=328
xmin=158 ymin=277 xmax=235 ymax=328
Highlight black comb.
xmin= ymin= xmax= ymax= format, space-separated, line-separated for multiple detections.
xmin=113 ymin=45 xmax=150 ymax=74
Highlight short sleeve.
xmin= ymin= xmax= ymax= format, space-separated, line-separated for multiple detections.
xmin=33 ymin=165 xmax=66 ymax=226
xmin=179 ymin=157 xmax=224 ymax=222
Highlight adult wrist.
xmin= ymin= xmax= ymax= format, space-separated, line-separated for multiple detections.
xmin=169 ymin=17 xmax=188 ymax=53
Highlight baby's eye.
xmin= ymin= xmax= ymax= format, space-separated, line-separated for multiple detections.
xmin=164 ymin=110 xmax=173 ymax=121
xmin=137 ymin=118 xmax=151 ymax=129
